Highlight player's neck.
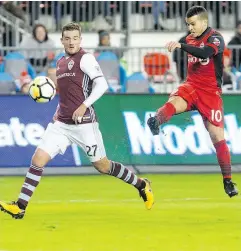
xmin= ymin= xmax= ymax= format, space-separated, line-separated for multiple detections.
xmin=65 ymin=48 xmax=82 ymax=58
xmin=197 ymin=26 xmax=209 ymax=38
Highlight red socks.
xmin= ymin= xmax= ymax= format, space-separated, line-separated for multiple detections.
xmin=214 ymin=140 xmax=232 ymax=179
xmin=156 ymin=102 xmax=176 ymax=125
xmin=157 ymin=103 xmax=231 ymax=179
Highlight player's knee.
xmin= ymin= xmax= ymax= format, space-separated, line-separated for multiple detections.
xmin=92 ymin=158 xmax=111 ymax=174
xmin=168 ymin=96 xmax=187 ymax=114
xmin=32 ymin=148 xmax=51 ymax=168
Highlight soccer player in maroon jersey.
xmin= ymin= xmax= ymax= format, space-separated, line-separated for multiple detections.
xmin=0 ymin=23 xmax=154 ymax=219
xmin=148 ymin=6 xmax=238 ymax=197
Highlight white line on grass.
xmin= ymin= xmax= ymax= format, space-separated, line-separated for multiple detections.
xmin=33 ymin=197 xmax=234 ymax=204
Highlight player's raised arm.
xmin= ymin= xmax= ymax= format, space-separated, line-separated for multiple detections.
xmin=80 ymin=53 xmax=108 ymax=108
xmin=166 ymin=34 xmax=224 ymax=59
xmin=180 ymin=43 xmax=216 ymax=59
xmin=165 ymin=40 xmax=215 ymax=59
xmin=180 ymin=34 xmax=224 ymax=59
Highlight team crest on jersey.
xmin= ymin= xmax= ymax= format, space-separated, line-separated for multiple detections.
xmin=213 ymin=38 xmax=220 ymax=46
xmin=68 ymin=60 xmax=74 ymax=70
xmin=200 ymin=42 xmax=204 ymax=48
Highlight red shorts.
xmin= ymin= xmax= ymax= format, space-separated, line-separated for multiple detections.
xmin=170 ymin=82 xmax=224 ymax=127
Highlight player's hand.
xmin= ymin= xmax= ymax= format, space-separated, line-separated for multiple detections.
xmin=165 ymin=41 xmax=181 ymax=52
xmin=72 ymin=103 xmax=87 ymax=124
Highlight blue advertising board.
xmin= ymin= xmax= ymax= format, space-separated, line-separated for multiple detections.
xmin=0 ymin=94 xmax=240 ymax=168
xmin=0 ymin=95 xmax=78 ymax=167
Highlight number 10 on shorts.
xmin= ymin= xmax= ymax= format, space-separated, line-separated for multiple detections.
xmin=211 ymin=109 xmax=222 ymax=122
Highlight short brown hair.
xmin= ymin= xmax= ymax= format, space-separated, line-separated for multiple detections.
xmin=62 ymin=22 xmax=81 ymax=37
xmin=186 ymin=6 xmax=208 ymax=20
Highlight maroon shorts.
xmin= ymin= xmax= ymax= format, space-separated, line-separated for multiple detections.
xmin=170 ymin=82 xmax=224 ymax=127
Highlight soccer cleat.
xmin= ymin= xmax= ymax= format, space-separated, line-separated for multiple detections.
xmin=223 ymin=179 xmax=238 ymax=198
xmin=0 ymin=201 xmax=25 ymax=219
xmin=147 ymin=115 xmax=160 ymax=135
xmin=139 ymin=178 xmax=154 ymax=210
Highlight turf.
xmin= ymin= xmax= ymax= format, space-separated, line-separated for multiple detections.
xmin=0 ymin=173 xmax=240 ymax=251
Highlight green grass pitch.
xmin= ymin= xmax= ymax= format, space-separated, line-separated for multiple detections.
xmin=0 ymin=173 xmax=240 ymax=251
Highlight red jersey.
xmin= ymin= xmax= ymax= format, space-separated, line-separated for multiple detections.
xmin=185 ymin=27 xmax=225 ymax=91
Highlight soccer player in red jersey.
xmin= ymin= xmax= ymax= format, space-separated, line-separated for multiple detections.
xmin=148 ymin=6 xmax=238 ymax=197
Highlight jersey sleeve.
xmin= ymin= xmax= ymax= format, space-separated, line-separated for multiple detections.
xmin=80 ymin=53 xmax=104 ymax=80
xmin=179 ymin=35 xmax=187 ymax=44
xmin=180 ymin=43 xmax=215 ymax=59
xmin=206 ymin=34 xmax=225 ymax=56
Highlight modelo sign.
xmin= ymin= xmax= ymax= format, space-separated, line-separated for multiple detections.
xmin=123 ymin=112 xmax=241 ymax=156
xmin=0 ymin=94 xmax=240 ymax=167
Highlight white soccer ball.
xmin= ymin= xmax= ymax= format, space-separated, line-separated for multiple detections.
xmin=29 ymin=76 xmax=56 ymax=103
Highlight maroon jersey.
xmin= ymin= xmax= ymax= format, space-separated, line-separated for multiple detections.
xmin=185 ymin=27 xmax=225 ymax=91
xmin=56 ymin=49 xmax=103 ymax=124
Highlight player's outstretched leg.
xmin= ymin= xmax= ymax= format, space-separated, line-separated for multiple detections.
xmin=93 ymin=158 xmax=154 ymax=210
xmin=214 ymin=140 xmax=238 ymax=197
xmin=0 ymin=149 xmax=50 ymax=219
xmin=147 ymin=96 xmax=188 ymax=135
xmin=147 ymin=102 xmax=176 ymax=135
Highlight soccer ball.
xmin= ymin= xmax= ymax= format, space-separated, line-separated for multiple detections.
xmin=29 ymin=76 xmax=56 ymax=103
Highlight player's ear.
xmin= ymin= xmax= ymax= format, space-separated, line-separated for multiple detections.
xmin=60 ymin=37 xmax=63 ymax=44
xmin=203 ymin=19 xmax=208 ymax=26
